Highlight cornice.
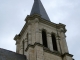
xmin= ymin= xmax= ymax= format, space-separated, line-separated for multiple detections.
xmin=14 ymin=34 xmax=20 ymax=40
xmin=40 ymin=18 xmax=57 ymax=28
xmin=25 ymin=43 xmax=61 ymax=57
xmin=25 ymin=43 xmax=43 ymax=51
xmin=43 ymin=47 xmax=61 ymax=57
xmin=14 ymin=23 xmax=28 ymax=41
xmin=56 ymin=23 xmax=67 ymax=33
xmin=62 ymin=53 xmax=73 ymax=57
xmin=39 ymin=16 xmax=66 ymax=33
xmin=19 ymin=23 xmax=28 ymax=37
xmin=14 ymin=14 xmax=67 ymax=41
xmin=25 ymin=14 xmax=41 ymax=22
xmin=14 ymin=34 xmax=21 ymax=44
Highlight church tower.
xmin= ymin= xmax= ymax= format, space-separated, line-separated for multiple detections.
xmin=14 ymin=0 xmax=73 ymax=60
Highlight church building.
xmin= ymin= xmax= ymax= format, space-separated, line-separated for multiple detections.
xmin=0 ymin=0 xmax=74 ymax=60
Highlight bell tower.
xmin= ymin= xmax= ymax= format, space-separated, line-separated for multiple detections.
xmin=14 ymin=0 xmax=73 ymax=60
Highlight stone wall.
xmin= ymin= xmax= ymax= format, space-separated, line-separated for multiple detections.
xmin=14 ymin=17 xmax=73 ymax=60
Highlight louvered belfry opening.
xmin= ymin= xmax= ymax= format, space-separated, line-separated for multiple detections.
xmin=42 ymin=30 xmax=48 ymax=48
xmin=51 ymin=33 xmax=58 ymax=51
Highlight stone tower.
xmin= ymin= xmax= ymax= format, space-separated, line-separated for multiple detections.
xmin=14 ymin=0 xmax=73 ymax=60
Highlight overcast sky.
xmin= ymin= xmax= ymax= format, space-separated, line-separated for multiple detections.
xmin=0 ymin=0 xmax=80 ymax=60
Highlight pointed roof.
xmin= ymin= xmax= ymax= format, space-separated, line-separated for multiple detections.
xmin=30 ymin=0 xmax=50 ymax=21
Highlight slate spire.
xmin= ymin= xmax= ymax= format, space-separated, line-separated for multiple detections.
xmin=30 ymin=0 xmax=50 ymax=21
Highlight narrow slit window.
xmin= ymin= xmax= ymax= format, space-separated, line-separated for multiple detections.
xmin=51 ymin=33 xmax=58 ymax=51
xmin=42 ymin=30 xmax=48 ymax=48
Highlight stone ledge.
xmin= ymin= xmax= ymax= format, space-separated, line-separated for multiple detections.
xmin=25 ymin=14 xmax=66 ymax=31
xmin=25 ymin=14 xmax=41 ymax=21
xmin=14 ymin=34 xmax=20 ymax=40
xmin=25 ymin=43 xmax=43 ymax=51
xmin=62 ymin=53 xmax=73 ymax=57
xmin=25 ymin=43 xmax=61 ymax=57
xmin=43 ymin=47 xmax=61 ymax=57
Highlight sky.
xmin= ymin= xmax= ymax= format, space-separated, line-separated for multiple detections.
xmin=0 ymin=0 xmax=80 ymax=60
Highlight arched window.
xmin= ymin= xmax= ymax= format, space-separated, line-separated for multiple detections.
xmin=42 ymin=30 xmax=48 ymax=48
xmin=22 ymin=40 xmax=25 ymax=55
xmin=51 ymin=33 xmax=58 ymax=51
